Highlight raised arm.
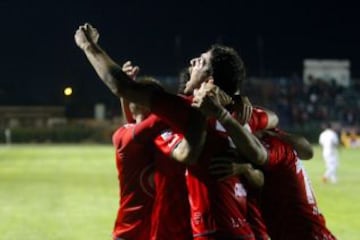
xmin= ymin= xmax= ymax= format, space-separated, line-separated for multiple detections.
xmin=74 ymin=23 xmax=154 ymax=107
xmin=75 ymin=23 xmax=206 ymax=164
xmin=157 ymin=59 xmax=209 ymax=164
xmin=120 ymin=61 xmax=140 ymax=123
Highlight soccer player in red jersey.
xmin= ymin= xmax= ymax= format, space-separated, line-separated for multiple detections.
xmin=256 ymin=130 xmax=336 ymax=240
xmin=119 ymin=63 xmax=195 ymax=240
xmin=150 ymin=130 xmax=193 ymax=240
xmin=192 ymin=82 xmax=273 ymax=240
xmin=75 ymin=23 xmax=274 ymax=239
xmin=191 ymin=83 xmax=336 ymax=239
xmin=152 ymin=61 xmax=271 ymax=239
xmin=112 ymin=108 xmax=165 ymax=240
xmin=110 ymin=60 xmax=172 ymax=239
xmin=116 ymin=97 xmax=194 ymax=240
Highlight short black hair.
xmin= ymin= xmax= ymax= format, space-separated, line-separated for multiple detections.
xmin=209 ymin=44 xmax=246 ymax=96
xmin=135 ymin=76 xmax=164 ymax=92
xmin=178 ymin=68 xmax=190 ymax=94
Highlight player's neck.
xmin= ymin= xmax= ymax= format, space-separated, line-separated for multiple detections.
xmin=134 ymin=113 xmax=148 ymax=123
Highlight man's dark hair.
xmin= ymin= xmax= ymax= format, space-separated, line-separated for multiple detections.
xmin=208 ymin=44 xmax=246 ymax=96
xmin=135 ymin=76 xmax=164 ymax=92
xmin=178 ymin=67 xmax=190 ymax=94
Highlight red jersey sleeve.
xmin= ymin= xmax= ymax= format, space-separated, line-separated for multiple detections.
xmin=154 ymin=129 xmax=184 ymax=157
xmin=150 ymin=92 xmax=197 ymax=134
xmin=248 ymin=108 xmax=269 ymax=132
xmin=112 ymin=127 xmax=124 ymax=148
xmin=132 ymin=114 xmax=168 ymax=143
xmin=264 ymin=137 xmax=296 ymax=169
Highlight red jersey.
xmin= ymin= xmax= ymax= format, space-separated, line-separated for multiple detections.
xmin=150 ymin=129 xmax=193 ymax=240
xmin=240 ymin=108 xmax=270 ymax=240
xmin=149 ymin=92 xmax=274 ymax=239
xmin=150 ymin=92 xmax=255 ymax=239
xmin=192 ymin=106 xmax=270 ymax=240
xmin=243 ymin=181 xmax=270 ymax=240
xmin=186 ymin=118 xmax=256 ymax=239
xmin=232 ymin=107 xmax=269 ymax=132
xmin=112 ymin=115 xmax=166 ymax=240
xmin=261 ymin=136 xmax=336 ymax=240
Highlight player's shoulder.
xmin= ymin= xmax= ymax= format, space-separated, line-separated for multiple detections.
xmin=112 ymin=124 xmax=135 ymax=139
xmin=124 ymin=123 xmax=135 ymax=128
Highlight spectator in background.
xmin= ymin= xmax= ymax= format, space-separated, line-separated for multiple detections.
xmin=4 ymin=128 xmax=11 ymax=145
xmin=319 ymin=123 xmax=340 ymax=183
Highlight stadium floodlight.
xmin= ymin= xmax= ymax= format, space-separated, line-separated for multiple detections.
xmin=64 ymin=87 xmax=73 ymax=96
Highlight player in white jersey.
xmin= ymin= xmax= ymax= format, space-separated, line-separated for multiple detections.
xmin=319 ymin=123 xmax=340 ymax=183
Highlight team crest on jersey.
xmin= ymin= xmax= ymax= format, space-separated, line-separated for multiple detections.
xmin=160 ymin=129 xmax=173 ymax=141
xmin=234 ymin=183 xmax=247 ymax=198
xmin=140 ymin=163 xmax=155 ymax=198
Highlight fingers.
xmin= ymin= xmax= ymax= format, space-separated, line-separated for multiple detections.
xmin=236 ymin=96 xmax=253 ymax=124
xmin=75 ymin=25 xmax=91 ymax=49
xmin=84 ymin=23 xmax=95 ymax=33
xmin=208 ymin=161 xmax=234 ymax=181
xmin=80 ymin=23 xmax=91 ymax=35
xmin=121 ymin=61 xmax=140 ymax=80
xmin=246 ymin=105 xmax=253 ymax=122
xmin=191 ymin=89 xmax=202 ymax=108
xmin=122 ymin=61 xmax=131 ymax=68
xmin=241 ymin=96 xmax=253 ymax=124
xmin=197 ymin=82 xmax=215 ymax=97
xmin=209 ymin=165 xmax=231 ymax=173
xmin=191 ymin=57 xmax=206 ymax=70
xmin=76 ymin=23 xmax=99 ymax=44
xmin=122 ymin=61 xmax=132 ymax=71
xmin=216 ymin=88 xmax=232 ymax=106
xmin=132 ymin=66 xmax=140 ymax=76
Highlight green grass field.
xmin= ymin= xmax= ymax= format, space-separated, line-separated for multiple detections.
xmin=0 ymin=144 xmax=359 ymax=240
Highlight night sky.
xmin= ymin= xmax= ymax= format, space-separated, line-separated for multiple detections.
xmin=0 ymin=0 xmax=358 ymax=114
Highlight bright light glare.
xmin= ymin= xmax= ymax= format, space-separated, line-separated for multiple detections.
xmin=64 ymin=87 xmax=73 ymax=96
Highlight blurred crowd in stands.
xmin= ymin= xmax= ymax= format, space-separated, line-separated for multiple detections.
xmin=243 ymin=75 xmax=360 ymax=130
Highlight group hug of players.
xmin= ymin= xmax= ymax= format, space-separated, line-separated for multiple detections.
xmin=75 ymin=23 xmax=337 ymax=240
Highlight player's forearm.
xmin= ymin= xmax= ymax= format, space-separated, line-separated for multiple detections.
xmin=82 ymin=43 xmax=123 ymax=94
xmin=243 ymin=167 xmax=264 ymax=189
xmin=172 ymin=115 xmax=207 ymax=164
xmin=218 ymin=110 xmax=267 ymax=165
xmin=278 ymin=133 xmax=313 ymax=160
xmin=184 ymin=115 xmax=207 ymax=164
xmin=172 ymin=132 xmax=206 ymax=164
xmin=82 ymin=43 xmax=152 ymax=107
xmin=233 ymin=163 xmax=264 ymax=188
